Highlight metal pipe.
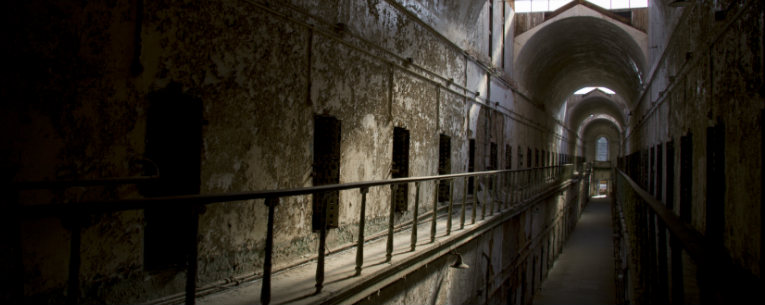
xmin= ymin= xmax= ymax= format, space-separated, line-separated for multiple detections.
xmin=20 ymin=167 xmax=577 ymax=218
xmin=481 ymin=176 xmax=486 ymax=220
xmin=66 ymin=214 xmax=81 ymax=305
xmin=447 ymin=179 xmax=453 ymax=235
xmin=461 ymin=177 xmax=467 ymax=229
xmin=411 ymin=182 xmax=420 ymax=252
xmin=386 ymin=184 xmax=396 ymax=262
xmin=15 ymin=175 xmax=160 ymax=190
xmin=185 ymin=205 xmax=200 ymax=305
xmin=431 ymin=180 xmax=437 ymax=243
xmin=316 ymin=212 xmax=327 ymax=294
xmin=261 ymin=197 xmax=278 ymax=305
xmin=355 ymin=187 xmax=369 ymax=276
xmin=472 ymin=177 xmax=478 ymax=224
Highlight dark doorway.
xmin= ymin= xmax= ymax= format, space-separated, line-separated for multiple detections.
xmin=438 ymin=134 xmax=451 ymax=202
xmin=142 ymin=83 xmax=202 ymax=271
xmin=392 ymin=127 xmax=410 ymax=212
xmin=527 ymin=147 xmax=532 ymax=169
xmin=313 ymin=115 xmax=341 ymax=231
xmin=518 ymin=145 xmax=523 ymax=168
xmin=706 ymin=122 xmax=725 ymax=246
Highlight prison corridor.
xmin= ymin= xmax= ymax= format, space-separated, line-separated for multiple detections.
xmin=533 ymin=197 xmax=615 ymax=305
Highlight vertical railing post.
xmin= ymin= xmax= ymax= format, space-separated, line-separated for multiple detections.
xmin=461 ymin=177 xmax=467 ymax=229
xmin=8 ymin=182 xmax=23 ymax=305
xmin=316 ymin=201 xmax=327 ymax=294
xmin=355 ymin=187 xmax=369 ymax=276
xmin=446 ymin=179 xmax=453 ymax=235
xmin=503 ymin=172 xmax=509 ymax=210
xmin=185 ymin=204 xmax=201 ymax=305
xmin=523 ymin=170 xmax=529 ymax=200
xmin=66 ymin=211 xmax=81 ymax=305
xmin=386 ymin=184 xmax=396 ymax=262
xmin=494 ymin=174 xmax=505 ymax=212
xmin=489 ymin=175 xmax=495 ymax=216
xmin=261 ymin=197 xmax=278 ymax=305
xmin=411 ymin=182 xmax=420 ymax=252
xmin=430 ymin=180 xmax=438 ymax=243
xmin=472 ymin=175 xmax=477 ymax=224
xmin=481 ymin=176 xmax=487 ymax=220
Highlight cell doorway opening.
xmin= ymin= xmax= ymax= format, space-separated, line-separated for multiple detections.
xmin=593 ymin=180 xmax=609 ymax=199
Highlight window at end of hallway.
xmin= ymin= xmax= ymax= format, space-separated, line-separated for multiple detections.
xmin=596 ymin=137 xmax=608 ymax=161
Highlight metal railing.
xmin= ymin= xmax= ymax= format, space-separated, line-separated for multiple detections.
xmin=13 ymin=164 xmax=576 ymax=305
xmin=613 ymin=169 xmax=763 ymax=305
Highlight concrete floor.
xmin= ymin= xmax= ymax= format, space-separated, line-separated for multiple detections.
xmin=533 ymin=197 xmax=616 ymax=305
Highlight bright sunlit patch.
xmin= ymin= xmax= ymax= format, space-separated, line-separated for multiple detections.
xmin=592 ymin=194 xmax=608 ymax=198
xmin=574 ymin=87 xmax=615 ymax=95
xmin=514 ymin=0 xmax=647 ymax=13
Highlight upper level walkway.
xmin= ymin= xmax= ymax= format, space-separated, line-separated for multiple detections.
xmin=533 ymin=197 xmax=616 ymax=305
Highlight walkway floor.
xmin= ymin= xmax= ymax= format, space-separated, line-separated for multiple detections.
xmin=533 ymin=197 xmax=616 ymax=305
xmin=191 ymin=192 xmax=504 ymax=305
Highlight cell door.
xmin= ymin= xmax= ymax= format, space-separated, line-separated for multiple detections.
xmin=438 ymin=134 xmax=451 ymax=202
xmin=313 ymin=115 xmax=341 ymax=230
xmin=392 ymin=127 xmax=410 ymax=212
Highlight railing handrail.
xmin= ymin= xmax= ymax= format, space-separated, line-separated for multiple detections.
xmin=614 ymin=169 xmax=707 ymax=267
xmin=13 ymin=175 xmax=161 ymax=190
xmin=17 ymin=164 xmax=575 ymax=218
xmin=12 ymin=163 xmax=579 ymax=305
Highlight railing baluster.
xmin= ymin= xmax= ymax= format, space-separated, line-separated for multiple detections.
xmin=185 ymin=205 xmax=201 ymax=305
xmin=489 ymin=175 xmax=494 ymax=216
xmin=430 ymin=180 xmax=437 ymax=243
xmin=355 ymin=187 xmax=369 ymax=276
xmin=261 ymin=197 xmax=278 ymax=305
xmin=472 ymin=176 xmax=477 ymax=224
xmin=411 ymin=182 xmax=420 ymax=252
xmin=66 ymin=213 xmax=81 ymax=305
xmin=386 ymin=184 xmax=396 ymax=262
xmin=316 ymin=202 xmax=327 ymax=294
xmin=504 ymin=172 xmax=510 ymax=209
xmin=481 ymin=176 xmax=486 ymax=220
xmin=9 ymin=185 xmax=23 ymax=304
xmin=446 ymin=179 xmax=453 ymax=235
xmin=461 ymin=177 xmax=467 ymax=229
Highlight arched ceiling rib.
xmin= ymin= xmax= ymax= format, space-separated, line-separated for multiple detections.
xmin=515 ymin=14 xmax=646 ymax=113
xmin=566 ymin=95 xmax=626 ymax=131
xmin=582 ymin=118 xmax=621 ymax=144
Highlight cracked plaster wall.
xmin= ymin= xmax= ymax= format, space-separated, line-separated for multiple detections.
xmin=2 ymin=0 xmax=578 ymax=303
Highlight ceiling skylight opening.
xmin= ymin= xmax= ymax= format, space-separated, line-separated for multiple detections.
xmin=574 ymin=87 xmax=616 ymax=95
xmin=514 ymin=0 xmax=648 ymax=13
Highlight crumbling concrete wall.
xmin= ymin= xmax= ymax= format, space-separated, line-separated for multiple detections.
xmin=624 ymin=0 xmax=764 ymax=292
xmin=2 ymin=0 xmax=578 ymax=303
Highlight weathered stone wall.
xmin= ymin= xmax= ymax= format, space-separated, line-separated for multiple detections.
xmin=625 ymin=0 xmax=763 ymax=286
xmin=2 ymin=0 xmax=577 ymax=303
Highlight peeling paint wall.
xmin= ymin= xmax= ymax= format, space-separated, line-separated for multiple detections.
xmin=625 ymin=0 xmax=764 ymax=286
xmin=3 ymin=0 xmax=579 ymax=303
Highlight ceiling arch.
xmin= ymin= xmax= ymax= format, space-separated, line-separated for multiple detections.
xmin=566 ymin=95 xmax=627 ymax=131
xmin=514 ymin=7 xmax=647 ymax=113
xmin=582 ymin=118 xmax=622 ymax=160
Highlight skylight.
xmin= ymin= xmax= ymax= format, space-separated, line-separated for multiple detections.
xmin=514 ymin=0 xmax=648 ymax=13
xmin=574 ymin=87 xmax=616 ymax=95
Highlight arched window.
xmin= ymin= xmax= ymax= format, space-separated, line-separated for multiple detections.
xmin=596 ymin=137 xmax=608 ymax=161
